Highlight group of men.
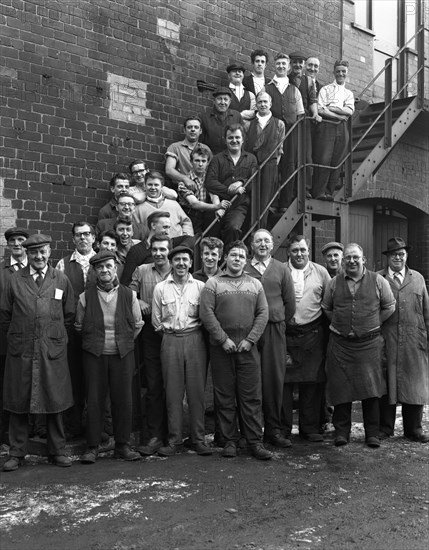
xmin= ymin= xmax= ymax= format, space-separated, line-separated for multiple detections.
xmin=1 ymin=217 xmax=428 ymax=471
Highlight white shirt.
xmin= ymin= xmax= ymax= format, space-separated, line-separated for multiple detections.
xmin=256 ymin=112 xmax=272 ymax=129
xmin=10 ymin=256 xmax=28 ymax=270
xmin=387 ymin=267 xmax=405 ymax=285
xmin=271 ymin=76 xmax=290 ymax=95
xmin=318 ymin=81 xmax=355 ymax=114
xmin=30 ymin=265 xmax=48 ymax=280
xmin=251 ymin=257 xmax=270 ymax=274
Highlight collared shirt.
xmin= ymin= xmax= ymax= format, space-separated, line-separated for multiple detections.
xmin=152 ymin=273 xmax=205 ymax=333
xmin=251 ymin=256 xmax=270 ymax=275
xmin=286 ymin=261 xmax=331 ymax=326
xmin=250 ymin=73 xmax=266 ymax=95
xmin=178 ymin=170 xmax=207 ymax=207
xmin=318 ymin=81 xmax=355 ymax=115
xmin=129 ymin=263 xmax=171 ymax=305
xmin=256 ymin=111 xmax=272 ymax=129
xmin=200 ymin=108 xmax=242 ymax=155
xmin=387 ymin=267 xmax=405 ymax=285
xmin=10 ymin=256 xmax=28 ymax=270
xmin=270 ymin=75 xmax=290 ymax=95
xmin=165 ymin=140 xmax=211 ymax=175
xmin=205 ymin=150 xmax=258 ymax=201
xmin=29 ymin=265 xmax=48 ymax=281
xmin=56 ymin=249 xmax=96 ymax=283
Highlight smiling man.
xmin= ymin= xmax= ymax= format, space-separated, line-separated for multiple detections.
xmin=323 ymin=243 xmax=396 ymax=448
xmin=152 ymin=245 xmax=210 ymax=457
xmin=226 ymin=62 xmax=256 ymax=120
xmin=200 ymin=240 xmax=271 ymax=460
xmin=1 ymin=234 xmax=75 ymax=471
xmin=283 ymin=234 xmax=330 ymax=443
xmin=246 ymin=230 xmax=295 ymax=448
xmin=133 ymin=171 xmax=194 ymax=239
xmin=206 ymin=124 xmax=258 ymax=247
xmin=312 ymin=60 xmax=355 ymax=201
xmin=378 ymin=237 xmax=429 ymax=443
xmin=200 ymin=87 xmax=242 ymax=155
xmin=321 ymin=241 xmax=344 ymax=278
xmin=75 ymin=249 xmax=143 ymax=464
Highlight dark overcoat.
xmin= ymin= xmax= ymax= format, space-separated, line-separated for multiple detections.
xmin=0 ymin=265 xmax=75 ymax=413
xmin=378 ymin=267 xmax=429 ymax=405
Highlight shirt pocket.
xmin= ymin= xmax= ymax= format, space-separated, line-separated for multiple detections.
xmin=188 ymin=299 xmax=200 ymax=318
xmin=161 ymin=298 xmax=176 ymax=320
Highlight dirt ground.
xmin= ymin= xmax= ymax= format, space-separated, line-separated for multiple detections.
xmin=1 ymin=406 xmax=428 ymax=550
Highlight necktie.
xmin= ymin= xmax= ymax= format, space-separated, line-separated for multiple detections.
xmin=393 ymin=273 xmax=401 ymax=288
xmin=36 ymin=270 xmax=43 ymax=288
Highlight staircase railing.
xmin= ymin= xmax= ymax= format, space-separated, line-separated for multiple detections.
xmin=194 ymin=24 xmax=426 ymax=260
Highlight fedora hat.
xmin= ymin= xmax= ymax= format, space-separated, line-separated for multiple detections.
xmin=382 ymin=237 xmax=411 ymax=255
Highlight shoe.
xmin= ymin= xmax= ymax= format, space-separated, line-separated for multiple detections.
xmin=315 ymin=194 xmax=327 ymax=200
xmin=221 ymin=442 xmax=237 ymax=458
xmin=335 ymin=435 xmax=348 ymax=447
xmin=81 ymin=447 xmax=98 ymax=464
xmin=278 ymin=207 xmax=288 ymax=214
xmin=265 ymin=433 xmax=292 ymax=448
xmin=157 ymin=444 xmax=180 ymax=457
xmin=250 ymin=444 xmax=273 ymax=460
xmin=138 ymin=437 xmax=163 ymax=456
xmin=192 ymin=443 xmax=213 ymax=456
xmin=48 ymin=455 xmax=72 ymax=467
xmin=378 ymin=431 xmax=392 ymax=440
xmin=324 ymin=194 xmax=334 ymax=201
xmin=301 ymin=433 xmax=324 ymax=442
xmin=3 ymin=456 xmax=24 ymax=472
xmin=404 ymin=432 xmax=429 ymax=443
xmin=114 ymin=444 xmax=141 ymax=461
xmin=366 ymin=436 xmax=381 ymax=448
xmin=306 ymin=192 xmax=313 ymax=199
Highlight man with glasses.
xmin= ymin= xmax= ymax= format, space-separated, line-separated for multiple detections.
xmin=96 ymin=192 xmax=146 ymax=241
xmin=129 ymin=160 xmax=177 ymax=203
xmin=378 ymin=237 xmax=429 ymax=443
xmin=56 ymin=222 xmax=97 ymax=439
xmin=322 ymin=243 xmax=396 ymax=448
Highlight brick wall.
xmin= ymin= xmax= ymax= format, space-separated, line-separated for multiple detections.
xmin=0 ymin=0 xmax=427 ymax=266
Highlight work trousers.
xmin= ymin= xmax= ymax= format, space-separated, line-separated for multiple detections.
xmin=140 ymin=319 xmax=167 ymax=441
xmin=83 ymin=351 xmax=134 ymax=447
xmin=283 ymin=382 xmax=325 ymax=436
xmin=312 ymin=120 xmax=348 ymax=197
xmin=8 ymin=412 xmax=66 ymax=457
xmin=63 ymin=331 xmax=85 ymax=437
xmin=258 ymin=160 xmax=278 ymax=227
xmin=210 ymin=344 xmax=263 ymax=445
xmin=333 ymin=397 xmax=380 ymax=439
xmin=379 ymin=395 xmax=424 ymax=437
xmin=161 ymin=330 xmax=207 ymax=446
xmin=259 ymin=321 xmax=287 ymax=437
xmin=219 ymin=204 xmax=248 ymax=248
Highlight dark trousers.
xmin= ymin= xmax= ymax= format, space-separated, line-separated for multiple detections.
xmin=379 ymin=395 xmax=424 ymax=437
xmin=283 ymin=382 xmax=325 ymax=436
xmin=210 ymin=344 xmax=263 ymax=445
xmin=258 ymin=161 xmax=278 ymax=227
xmin=333 ymin=397 xmax=380 ymax=439
xmin=63 ymin=331 xmax=85 ymax=436
xmin=0 ymin=355 xmax=9 ymax=444
xmin=219 ymin=204 xmax=248 ymax=248
xmin=260 ymin=321 xmax=287 ymax=437
xmin=278 ymin=129 xmax=297 ymax=209
xmin=140 ymin=320 xmax=167 ymax=442
xmin=8 ymin=412 xmax=66 ymax=457
xmin=312 ymin=120 xmax=348 ymax=197
xmin=83 ymin=351 xmax=134 ymax=447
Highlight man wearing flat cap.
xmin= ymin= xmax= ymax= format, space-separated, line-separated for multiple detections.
xmin=378 ymin=237 xmax=429 ymax=443
xmin=321 ymin=241 xmax=344 ymax=278
xmin=75 ymin=249 xmax=143 ymax=464
xmin=226 ymin=62 xmax=256 ymax=120
xmin=0 ymin=227 xmax=29 ymax=445
xmin=0 ymin=234 xmax=75 ymax=471
xmin=152 ymin=245 xmax=210 ymax=457
xmin=200 ymin=87 xmax=242 ymax=155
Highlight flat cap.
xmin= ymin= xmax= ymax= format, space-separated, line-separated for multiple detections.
xmin=168 ymin=245 xmax=194 ymax=261
xmin=22 ymin=234 xmax=52 ymax=249
xmin=226 ymin=62 xmax=246 ymax=73
xmin=89 ymin=249 xmax=117 ymax=265
xmin=382 ymin=236 xmax=411 ymax=255
xmin=212 ymin=86 xmax=233 ymax=98
xmin=321 ymin=241 xmax=344 ymax=254
xmin=5 ymin=227 xmax=30 ymax=240
xmin=289 ymin=51 xmax=308 ymax=60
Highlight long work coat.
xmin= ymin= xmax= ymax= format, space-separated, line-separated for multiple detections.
xmin=379 ymin=267 xmax=429 ymax=405
xmin=0 ymin=265 xmax=75 ymax=414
